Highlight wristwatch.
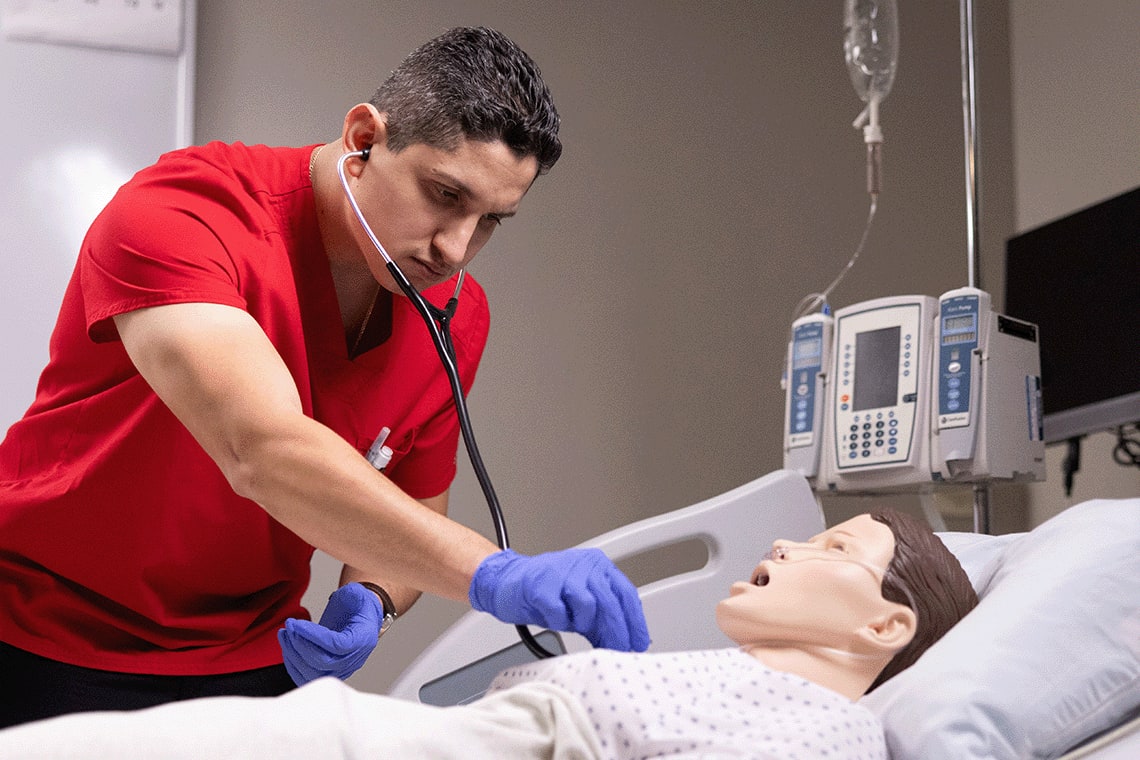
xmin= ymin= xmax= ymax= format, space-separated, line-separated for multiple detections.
xmin=359 ymin=581 xmax=398 ymax=638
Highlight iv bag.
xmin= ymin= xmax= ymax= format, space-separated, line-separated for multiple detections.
xmin=843 ymin=0 xmax=898 ymax=104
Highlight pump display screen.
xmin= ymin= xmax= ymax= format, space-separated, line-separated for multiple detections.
xmin=792 ymin=337 xmax=822 ymax=368
xmin=944 ymin=315 xmax=975 ymax=331
xmin=942 ymin=314 xmax=977 ymax=345
xmin=854 ymin=326 xmax=900 ymax=411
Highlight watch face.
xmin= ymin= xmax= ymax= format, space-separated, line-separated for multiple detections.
xmin=378 ymin=612 xmax=396 ymax=637
xmin=360 ymin=582 xmax=396 ymax=637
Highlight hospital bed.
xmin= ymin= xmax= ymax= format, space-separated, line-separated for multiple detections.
xmin=392 ymin=469 xmax=1140 ymax=760
xmin=0 ymin=470 xmax=1135 ymax=758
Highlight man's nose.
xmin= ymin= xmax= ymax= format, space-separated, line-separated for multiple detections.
xmin=433 ymin=216 xmax=481 ymax=267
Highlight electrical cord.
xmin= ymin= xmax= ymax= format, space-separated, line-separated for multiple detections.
xmin=1062 ymin=436 xmax=1081 ymax=497
xmin=1061 ymin=426 xmax=1137 ymax=498
xmin=1112 ymin=425 xmax=1140 ymax=469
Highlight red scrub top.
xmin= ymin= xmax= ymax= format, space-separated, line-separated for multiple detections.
xmin=0 ymin=142 xmax=489 ymax=675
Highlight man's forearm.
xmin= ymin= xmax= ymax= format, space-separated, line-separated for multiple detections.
xmin=339 ymin=564 xmax=421 ymax=615
xmin=234 ymin=414 xmax=496 ymax=603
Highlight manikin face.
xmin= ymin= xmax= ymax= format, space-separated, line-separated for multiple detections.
xmin=344 ymin=128 xmax=539 ymax=295
xmin=715 ymin=514 xmax=905 ymax=652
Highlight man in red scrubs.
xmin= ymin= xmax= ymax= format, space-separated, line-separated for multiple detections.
xmin=0 ymin=26 xmax=648 ymax=727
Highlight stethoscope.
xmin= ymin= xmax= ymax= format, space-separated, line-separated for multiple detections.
xmin=336 ymin=147 xmax=556 ymax=659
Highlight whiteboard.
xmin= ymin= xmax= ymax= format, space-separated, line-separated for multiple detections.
xmin=0 ymin=0 xmax=195 ymax=433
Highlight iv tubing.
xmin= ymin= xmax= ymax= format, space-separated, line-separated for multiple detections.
xmin=790 ymin=193 xmax=878 ymax=323
xmin=782 ymin=195 xmax=877 ymax=390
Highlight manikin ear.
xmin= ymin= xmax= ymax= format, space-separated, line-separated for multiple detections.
xmin=857 ymin=603 xmax=917 ymax=654
xmin=340 ymin=104 xmax=390 ymax=172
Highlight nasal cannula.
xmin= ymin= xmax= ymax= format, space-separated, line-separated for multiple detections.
xmin=337 ymin=147 xmax=556 ymax=659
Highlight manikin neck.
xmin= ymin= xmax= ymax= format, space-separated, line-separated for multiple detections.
xmin=740 ymin=642 xmax=890 ymax=701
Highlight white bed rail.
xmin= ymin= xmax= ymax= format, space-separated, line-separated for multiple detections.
xmin=388 ymin=469 xmax=825 ymax=702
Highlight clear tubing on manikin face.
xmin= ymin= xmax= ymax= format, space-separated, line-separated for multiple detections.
xmin=765 ymin=545 xmax=919 ymax=614
xmin=767 ymin=545 xmax=885 ymax=583
xmin=741 ymin=640 xmax=889 ymax=662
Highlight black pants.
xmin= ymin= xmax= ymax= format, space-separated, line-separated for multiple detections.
xmin=0 ymin=641 xmax=296 ymax=729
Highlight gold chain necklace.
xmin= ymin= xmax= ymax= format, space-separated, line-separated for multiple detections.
xmin=351 ymin=286 xmax=381 ymax=357
xmin=308 ymin=144 xmax=324 ymax=182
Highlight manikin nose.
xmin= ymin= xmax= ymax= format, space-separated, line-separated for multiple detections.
xmin=769 ymin=539 xmax=805 ymax=560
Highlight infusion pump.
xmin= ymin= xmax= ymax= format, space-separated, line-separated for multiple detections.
xmin=782 ymin=288 xmax=1046 ymax=493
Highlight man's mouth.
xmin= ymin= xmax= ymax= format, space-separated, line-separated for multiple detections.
xmin=408 ymin=258 xmax=450 ymax=281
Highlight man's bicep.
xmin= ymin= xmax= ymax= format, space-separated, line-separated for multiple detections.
xmin=113 ymin=302 xmax=304 ymax=469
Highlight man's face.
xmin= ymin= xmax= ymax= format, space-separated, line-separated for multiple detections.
xmin=348 ymin=136 xmax=539 ymax=293
xmin=715 ymin=514 xmax=901 ymax=650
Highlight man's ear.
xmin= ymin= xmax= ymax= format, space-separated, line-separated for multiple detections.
xmin=858 ymin=604 xmax=917 ymax=653
xmin=341 ymin=103 xmax=389 ymax=164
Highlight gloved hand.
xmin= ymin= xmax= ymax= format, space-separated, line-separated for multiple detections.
xmin=469 ymin=548 xmax=651 ymax=652
xmin=277 ymin=582 xmax=382 ymax=686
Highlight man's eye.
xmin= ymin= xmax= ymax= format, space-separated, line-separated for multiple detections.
xmin=482 ymin=214 xmax=503 ymax=226
xmin=437 ymin=186 xmax=459 ymax=202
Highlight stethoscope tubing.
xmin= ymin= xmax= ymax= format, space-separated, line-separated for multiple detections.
xmin=335 ymin=148 xmax=554 ymax=658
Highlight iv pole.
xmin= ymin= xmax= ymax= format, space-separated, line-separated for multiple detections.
xmin=958 ymin=0 xmax=992 ymax=534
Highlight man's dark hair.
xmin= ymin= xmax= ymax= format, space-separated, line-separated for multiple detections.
xmin=867 ymin=508 xmax=979 ymax=692
xmin=370 ymin=26 xmax=561 ymax=175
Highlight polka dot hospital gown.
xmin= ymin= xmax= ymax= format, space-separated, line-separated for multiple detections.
xmin=489 ymin=647 xmax=886 ymax=760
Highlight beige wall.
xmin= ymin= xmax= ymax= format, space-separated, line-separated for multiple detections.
xmin=193 ymin=1 xmax=1133 ymax=696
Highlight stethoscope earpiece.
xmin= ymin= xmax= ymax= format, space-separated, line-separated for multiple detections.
xmin=360 ymin=146 xmax=371 ymax=161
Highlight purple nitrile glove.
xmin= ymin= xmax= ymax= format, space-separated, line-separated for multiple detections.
xmin=469 ymin=547 xmax=651 ymax=652
xmin=278 ymin=582 xmax=382 ymax=686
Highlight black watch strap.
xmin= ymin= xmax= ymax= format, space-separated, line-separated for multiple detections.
xmin=358 ymin=581 xmax=398 ymax=637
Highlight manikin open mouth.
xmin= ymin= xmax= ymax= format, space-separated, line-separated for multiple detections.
xmin=751 ymin=568 xmax=771 ymax=586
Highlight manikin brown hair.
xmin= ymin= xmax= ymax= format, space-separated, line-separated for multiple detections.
xmin=866 ymin=508 xmax=979 ymax=692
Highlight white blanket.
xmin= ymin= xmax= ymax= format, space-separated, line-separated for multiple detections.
xmin=0 ymin=677 xmax=602 ymax=759
xmin=0 ymin=649 xmax=889 ymax=759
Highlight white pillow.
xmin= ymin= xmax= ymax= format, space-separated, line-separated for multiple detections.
xmin=935 ymin=529 xmax=1022 ymax=591
xmin=861 ymin=498 xmax=1140 ymax=759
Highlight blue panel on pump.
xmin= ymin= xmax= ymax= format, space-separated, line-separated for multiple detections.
xmin=938 ymin=294 xmax=979 ymax=427
xmin=788 ymin=321 xmax=825 ymax=446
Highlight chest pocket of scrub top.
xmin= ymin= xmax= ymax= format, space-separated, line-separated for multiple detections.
xmin=367 ymin=426 xmax=416 ymax=474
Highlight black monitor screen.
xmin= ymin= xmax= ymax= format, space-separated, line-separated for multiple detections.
xmin=1004 ymin=186 xmax=1140 ymax=441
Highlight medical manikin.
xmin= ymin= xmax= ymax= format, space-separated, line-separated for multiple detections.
xmin=0 ymin=509 xmax=978 ymax=759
